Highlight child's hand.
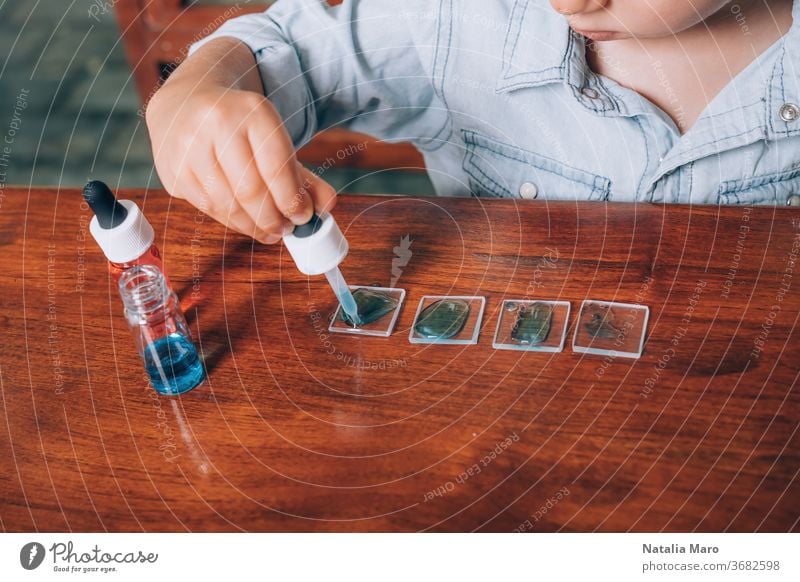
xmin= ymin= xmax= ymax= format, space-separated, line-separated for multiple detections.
xmin=145 ymin=38 xmax=337 ymax=245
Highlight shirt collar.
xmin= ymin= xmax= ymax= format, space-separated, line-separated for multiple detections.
xmin=495 ymin=0 xmax=622 ymax=114
xmin=496 ymin=0 xmax=581 ymax=91
xmin=497 ymin=0 xmax=800 ymax=138
xmin=764 ymin=0 xmax=800 ymax=140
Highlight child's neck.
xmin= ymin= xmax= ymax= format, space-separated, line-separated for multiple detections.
xmin=588 ymin=0 xmax=795 ymax=134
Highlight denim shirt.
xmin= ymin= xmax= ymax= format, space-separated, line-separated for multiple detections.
xmin=191 ymin=0 xmax=800 ymax=205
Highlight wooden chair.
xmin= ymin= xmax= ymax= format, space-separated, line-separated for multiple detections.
xmin=114 ymin=0 xmax=425 ymax=170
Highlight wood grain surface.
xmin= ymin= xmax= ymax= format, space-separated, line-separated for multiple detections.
xmin=0 ymin=187 xmax=798 ymax=532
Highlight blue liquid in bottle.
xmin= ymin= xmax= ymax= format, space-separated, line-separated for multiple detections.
xmin=143 ymin=333 xmax=205 ymax=395
xmin=119 ymin=265 xmax=205 ymax=396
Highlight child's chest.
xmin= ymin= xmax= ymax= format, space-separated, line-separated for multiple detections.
xmin=420 ymin=0 xmax=800 ymax=207
xmin=437 ymin=89 xmax=800 ymax=206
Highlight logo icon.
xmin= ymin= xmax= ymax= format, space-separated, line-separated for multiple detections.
xmin=20 ymin=542 xmax=45 ymax=570
xmin=390 ymin=234 xmax=413 ymax=288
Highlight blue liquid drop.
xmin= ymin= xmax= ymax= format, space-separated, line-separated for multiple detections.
xmin=143 ymin=333 xmax=205 ymax=395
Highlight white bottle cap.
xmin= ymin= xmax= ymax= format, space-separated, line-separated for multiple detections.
xmin=283 ymin=212 xmax=348 ymax=276
xmin=89 ymin=199 xmax=155 ymax=264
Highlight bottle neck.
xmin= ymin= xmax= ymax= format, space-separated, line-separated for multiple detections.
xmin=118 ymin=265 xmax=172 ymax=323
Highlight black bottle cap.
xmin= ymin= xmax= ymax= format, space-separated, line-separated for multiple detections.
xmin=292 ymin=213 xmax=323 ymax=238
xmin=83 ymin=180 xmax=128 ymax=229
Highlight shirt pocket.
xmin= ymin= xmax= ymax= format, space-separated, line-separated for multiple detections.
xmin=462 ymin=130 xmax=612 ymax=201
xmin=718 ymin=167 xmax=800 ymax=205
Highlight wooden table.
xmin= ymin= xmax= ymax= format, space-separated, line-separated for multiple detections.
xmin=1 ymin=187 xmax=798 ymax=532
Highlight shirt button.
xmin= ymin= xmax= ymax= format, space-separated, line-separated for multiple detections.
xmin=779 ymin=103 xmax=800 ymax=122
xmin=581 ymin=86 xmax=600 ymax=100
xmin=787 ymin=194 xmax=800 ymax=206
xmin=519 ymin=182 xmax=539 ymax=200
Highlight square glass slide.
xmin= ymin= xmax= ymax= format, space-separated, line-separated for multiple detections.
xmin=572 ymin=300 xmax=649 ymax=359
xmin=329 ymin=286 xmax=406 ymax=338
xmin=408 ymin=296 xmax=486 ymax=345
xmin=493 ymin=300 xmax=571 ymax=352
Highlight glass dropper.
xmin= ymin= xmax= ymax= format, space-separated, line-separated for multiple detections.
xmin=324 ymin=266 xmax=361 ymax=326
xmin=284 ymin=212 xmax=361 ymax=326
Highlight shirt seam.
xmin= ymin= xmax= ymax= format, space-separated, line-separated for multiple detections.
xmin=463 ymin=130 xmax=605 ymax=190
xmin=463 ymin=130 xmax=612 ymax=198
xmin=427 ymin=0 xmax=454 ymax=151
xmin=463 ymin=154 xmax=514 ymax=198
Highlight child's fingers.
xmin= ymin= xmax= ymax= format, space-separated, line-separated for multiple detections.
xmin=152 ymin=156 xmax=183 ymax=200
xmin=184 ymin=165 xmax=271 ymax=244
xmin=247 ymin=105 xmax=314 ymax=225
xmin=297 ymin=164 xmax=338 ymax=214
xmin=214 ymin=138 xmax=293 ymax=238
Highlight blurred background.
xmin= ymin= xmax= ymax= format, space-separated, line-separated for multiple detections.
xmin=0 ymin=0 xmax=435 ymax=194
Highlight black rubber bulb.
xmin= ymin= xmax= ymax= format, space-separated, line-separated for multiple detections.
xmin=83 ymin=180 xmax=128 ymax=229
xmin=292 ymin=213 xmax=323 ymax=238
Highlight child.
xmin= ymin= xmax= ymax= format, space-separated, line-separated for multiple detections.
xmin=145 ymin=0 xmax=798 ymax=244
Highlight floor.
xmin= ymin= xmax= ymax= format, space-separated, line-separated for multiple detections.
xmin=0 ymin=0 xmax=434 ymax=195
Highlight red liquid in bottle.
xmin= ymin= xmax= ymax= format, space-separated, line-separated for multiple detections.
xmin=109 ymin=244 xmax=167 ymax=286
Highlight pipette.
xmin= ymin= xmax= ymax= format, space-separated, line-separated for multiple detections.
xmin=283 ymin=213 xmax=361 ymax=325
xmin=324 ymin=266 xmax=361 ymax=326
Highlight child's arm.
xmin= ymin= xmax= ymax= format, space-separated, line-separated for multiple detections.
xmin=146 ymin=36 xmax=335 ymax=244
xmin=145 ymin=0 xmax=442 ymax=244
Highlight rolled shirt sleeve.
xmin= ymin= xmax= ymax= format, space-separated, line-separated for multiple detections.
xmin=188 ymin=0 xmax=447 ymax=150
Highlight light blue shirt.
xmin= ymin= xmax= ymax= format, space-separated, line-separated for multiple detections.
xmin=191 ymin=0 xmax=800 ymax=205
